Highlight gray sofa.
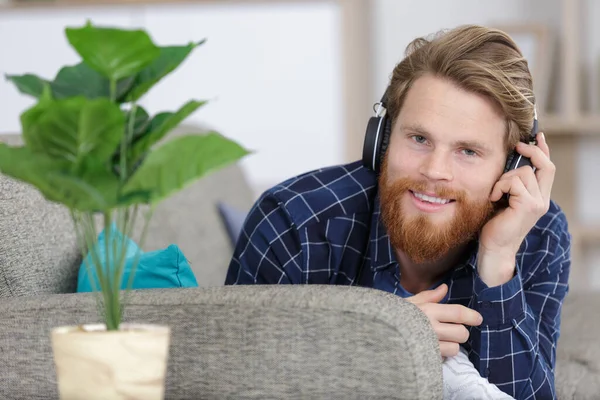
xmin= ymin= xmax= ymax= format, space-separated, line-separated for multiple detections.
xmin=0 ymin=131 xmax=598 ymax=399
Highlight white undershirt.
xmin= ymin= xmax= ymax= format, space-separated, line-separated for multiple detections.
xmin=442 ymin=346 xmax=516 ymax=400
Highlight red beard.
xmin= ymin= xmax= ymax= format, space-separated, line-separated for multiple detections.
xmin=378 ymin=160 xmax=495 ymax=264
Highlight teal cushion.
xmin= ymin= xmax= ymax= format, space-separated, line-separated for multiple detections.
xmin=77 ymin=223 xmax=198 ymax=292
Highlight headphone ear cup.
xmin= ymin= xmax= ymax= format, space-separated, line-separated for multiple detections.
xmin=504 ymin=150 xmax=516 ymax=173
xmin=362 ymin=116 xmax=385 ymax=171
xmin=375 ymin=117 xmax=392 ymax=173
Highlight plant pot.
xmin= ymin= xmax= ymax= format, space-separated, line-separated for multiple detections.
xmin=51 ymin=323 xmax=171 ymax=400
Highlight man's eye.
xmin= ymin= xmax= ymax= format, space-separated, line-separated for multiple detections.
xmin=462 ymin=148 xmax=477 ymax=156
xmin=412 ymin=135 xmax=427 ymax=144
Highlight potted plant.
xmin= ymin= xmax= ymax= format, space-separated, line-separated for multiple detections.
xmin=1 ymin=22 xmax=249 ymax=399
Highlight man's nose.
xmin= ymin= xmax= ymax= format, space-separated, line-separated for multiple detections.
xmin=419 ymin=150 xmax=453 ymax=181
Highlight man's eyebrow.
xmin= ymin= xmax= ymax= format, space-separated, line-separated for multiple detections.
xmin=399 ymin=123 xmax=491 ymax=152
xmin=453 ymin=140 xmax=491 ymax=152
xmin=399 ymin=123 xmax=430 ymax=136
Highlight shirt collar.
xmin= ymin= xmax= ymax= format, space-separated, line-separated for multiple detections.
xmin=368 ymin=190 xmax=479 ymax=273
xmin=463 ymin=242 xmax=478 ymax=270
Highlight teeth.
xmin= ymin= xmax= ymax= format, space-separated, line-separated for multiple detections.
xmin=413 ymin=192 xmax=451 ymax=204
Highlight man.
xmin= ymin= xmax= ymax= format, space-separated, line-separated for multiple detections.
xmin=225 ymin=24 xmax=571 ymax=400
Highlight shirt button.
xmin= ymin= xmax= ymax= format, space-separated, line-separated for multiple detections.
xmin=481 ymin=301 xmax=492 ymax=309
xmin=485 ymin=368 xmax=491 ymax=377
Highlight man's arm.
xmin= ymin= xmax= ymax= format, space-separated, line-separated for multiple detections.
xmin=469 ymin=217 xmax=571 ymax=399
xmin=224 ymin=191 xmax=303 ymax=285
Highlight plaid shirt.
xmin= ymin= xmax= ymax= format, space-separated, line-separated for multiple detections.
xmin=225 ymin=160 xmax=571 ymax=400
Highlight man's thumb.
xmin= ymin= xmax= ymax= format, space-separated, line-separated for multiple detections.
xmin=408 ymin=283 xmax=448 ymax=304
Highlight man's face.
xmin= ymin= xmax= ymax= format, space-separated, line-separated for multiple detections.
xmin=379 ymin=74 xmax=507 ymax=264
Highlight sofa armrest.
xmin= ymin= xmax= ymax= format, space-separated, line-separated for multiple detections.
xmin=0 ymin=173 xmax=81 ymax=297
xmin=0 ymin=285 xmax=442 ymax=399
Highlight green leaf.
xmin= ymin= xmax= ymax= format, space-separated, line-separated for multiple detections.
xmin=0 ymin=143 xmax=69 ymax=201
xmin=123 ymin=133 xmax=250 ymax=203
xmin=64 ymin=157 xmax=152 ymax=210
xmin=5 ymin=65 xmax=134 ymax=102
xmin=128 ymin=105 xmax=151 ymax=140
xmin=39 ymin=84 xmax=54 ymax=104
xmin=20 ymin=96 xmax=125 ymax=167
xmin=50 ymin=62 xmax=135 ymax=101
xmin=78 ymin=99 xmax=126 ymax=164
xmin=0 ymin=144 xmax=116 ymax=211
xmin=125 ymin=40 xmax=205 ymax=101
xmin=5 ymin=74 xmax=49 ymax=98
xmin=51 ymin=63 xmax=110 ymax=99
xmin=129 ymin=100 xmax=207 ymax=163
xmin=45 ymin=171 xmax=118 ymax=211
xmin=21 ymin=97 xmax=77 ymax=159
xmin=111 ymin=106 xmax=150 ymax=174
xmin=115 ymin=78 xmax=137 ymax=102
xmin=65 ymin=23 xmax=161 ymax=81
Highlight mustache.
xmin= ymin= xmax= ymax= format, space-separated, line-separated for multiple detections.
xmin=386 ymin=177 xmax=467 ymax=202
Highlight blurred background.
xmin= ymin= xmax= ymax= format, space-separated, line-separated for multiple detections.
xmin=0 ymin=0 xmax=598 ymax=290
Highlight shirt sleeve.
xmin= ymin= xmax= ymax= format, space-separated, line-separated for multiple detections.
xmin=469 ymin=217 xmax=571 ymax=399
xmin=224 ymin=191 xmax=304 ymax=285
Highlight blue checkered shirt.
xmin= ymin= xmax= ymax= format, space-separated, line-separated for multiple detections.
xmin=225 ymin=160 xmax=571 ymax=400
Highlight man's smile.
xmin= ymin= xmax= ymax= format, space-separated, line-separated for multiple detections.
xmin=409 ymin=190 xmax=456 ymax=213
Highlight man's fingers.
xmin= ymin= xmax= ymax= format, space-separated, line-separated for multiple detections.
xmin=406 ymin=283 xmax=448 ymax=305
xmin=515 ymin=140 xmax=556 ymax=200
xmin=439 ymin=341 xmax=460 ymax=358
xmin=536 ymin=132 xmax=550 ymax=158
xmin=489 ymin=174 xmax=532 ymax=203
xmin=495 ymin=165 xmax=542 ymax=202
xmin=424 ymin=303 xmax=483 ymax=326
xmin=434 ymin=321 xmax=470 ymax=344
xmin=496 ymin=166 xmax=541 ymax=198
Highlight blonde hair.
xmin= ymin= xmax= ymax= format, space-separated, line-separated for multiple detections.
xmin=386 ymin=24 xmax=535 ymax=151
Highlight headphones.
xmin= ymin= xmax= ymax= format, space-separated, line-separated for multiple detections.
xmin=361 ymin=87 xmax=538 ymax=176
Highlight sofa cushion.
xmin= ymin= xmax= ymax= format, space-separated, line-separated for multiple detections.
xmin=216 ymin=202 xmax=248 ymax=247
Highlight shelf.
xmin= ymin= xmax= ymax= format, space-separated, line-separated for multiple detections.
xmin=541 ymin=114 xmax=600 ymax=135
xmin=0 ymin=0 xmax=308 ymax=12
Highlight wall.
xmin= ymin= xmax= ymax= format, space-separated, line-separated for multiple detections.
xmin=0 ymin=1 xmax=344 ymax=197
xmin=371 ymin=0 xmax=560 ymax=96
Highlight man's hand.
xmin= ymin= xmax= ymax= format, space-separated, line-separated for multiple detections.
xmin=406 ymin=283 xmax=483 ymax=357
xmin=479 ymin=132 xmax=555 ymax=287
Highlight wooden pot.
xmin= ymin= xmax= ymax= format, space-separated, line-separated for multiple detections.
xmin=51 ymin=323 xmax=171 ymax=400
